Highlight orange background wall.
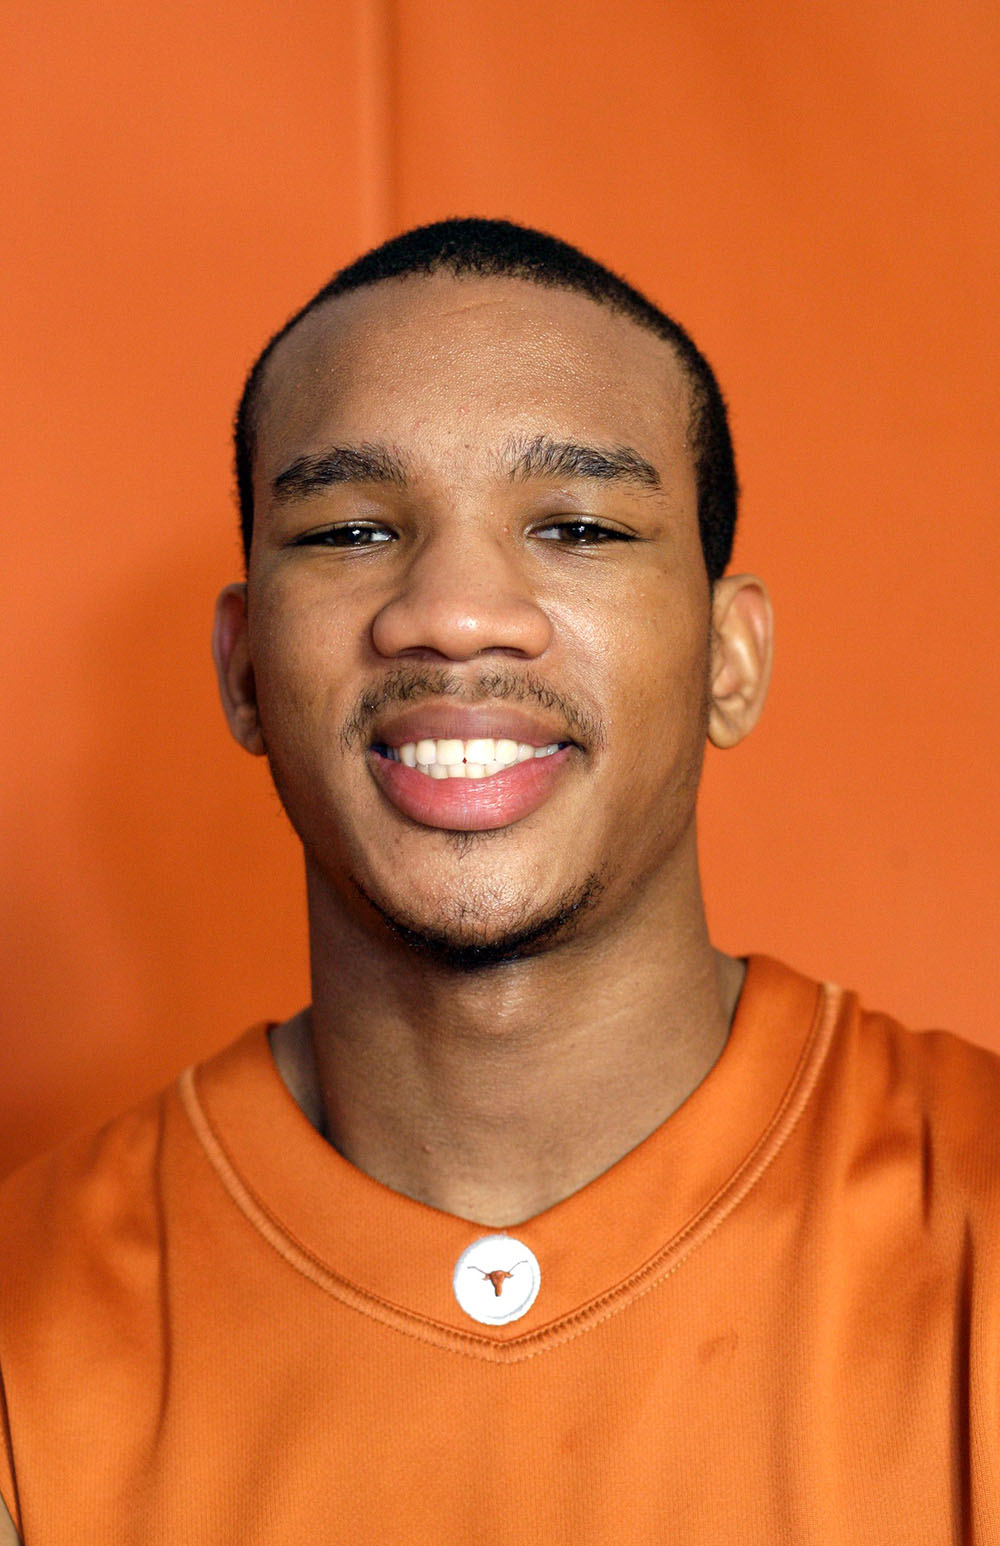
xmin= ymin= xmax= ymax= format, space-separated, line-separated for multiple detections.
xmin=2 ymin=1 xmax=998 ymax=1177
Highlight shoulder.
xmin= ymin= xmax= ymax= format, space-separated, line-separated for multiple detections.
xmin=848 ymin=991 xmax=1000 ymax=1139
xmin=0 ymin=1024 xmax=273 ymax=1269
xmin=866 ymin=1004 xmax=1000 ymax=1193
xmin=0 ymin=1089 xmax=171 ymax=1305
xmin=0 ymin=1092 xmax=173 ymax=1535
xmin=796 ymin=964 xmax=1000 ymax=1224
xmin=746 ymin=956 xmax=1000 ymax=1222
xmin=0 ymin=1028 xmax=272 ymax=1523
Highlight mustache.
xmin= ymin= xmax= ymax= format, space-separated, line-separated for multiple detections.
xmin=340 ymin=666 xmax=606 ymax=752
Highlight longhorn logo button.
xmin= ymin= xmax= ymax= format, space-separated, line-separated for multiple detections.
xmin=452 ymin=1234 xmax=541 ymax=1325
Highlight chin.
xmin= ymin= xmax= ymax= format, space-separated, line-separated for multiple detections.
xmin=354 ymin=872 xmax=606 ymax=971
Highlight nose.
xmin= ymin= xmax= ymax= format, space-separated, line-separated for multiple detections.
xmin=370 ymin=531 xmax=553 ymax=662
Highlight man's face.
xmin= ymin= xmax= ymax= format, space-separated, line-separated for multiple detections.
xmin=239 ymin=274 xmax=714 ymax=961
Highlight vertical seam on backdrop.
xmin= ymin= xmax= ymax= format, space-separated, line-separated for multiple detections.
xmin=355 ymin=0 xmax=396 ymax=248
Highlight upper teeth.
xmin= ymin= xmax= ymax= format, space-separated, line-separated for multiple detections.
xmin=383 ymin=737 xmax=563 ymax=779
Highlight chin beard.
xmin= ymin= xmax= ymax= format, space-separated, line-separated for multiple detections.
xmin=353 ymin=872 xmax=606 ymax=971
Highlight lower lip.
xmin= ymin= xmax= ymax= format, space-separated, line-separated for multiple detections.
xmin=369 ymin=747 xmax=575 ymax=831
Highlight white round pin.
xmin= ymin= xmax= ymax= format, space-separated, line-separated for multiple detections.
xmin=452 ymin=1234 xmax=541 ymax=1326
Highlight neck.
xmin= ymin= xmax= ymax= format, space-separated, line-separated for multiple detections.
xmin=272 ymin=846 xmax=744 ymax=1228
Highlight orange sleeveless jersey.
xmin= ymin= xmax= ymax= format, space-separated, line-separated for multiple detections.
xmin=1 ymin=956 xmax=999 ymax=1543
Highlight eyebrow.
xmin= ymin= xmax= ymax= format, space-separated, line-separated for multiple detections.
xmin=503 ymin=434 xmax=661 ymax=490
xmin=271 ymin=432 xmax=661 ymax=503
xmin=272 ymin=443 xmax=408 ymax=502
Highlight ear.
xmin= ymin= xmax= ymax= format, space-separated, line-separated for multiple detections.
xmin=212 ymin=583 xmax=266 ymax=756
xmin=708 ymin=574 xmax=773 ymax=750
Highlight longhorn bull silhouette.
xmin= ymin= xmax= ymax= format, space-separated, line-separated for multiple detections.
xmin=467 ymin=1260 xmax=529 ymax=1297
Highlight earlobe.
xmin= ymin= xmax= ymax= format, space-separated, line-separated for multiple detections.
xmin=707 ymin=574 xmax=774 ymax=750
xmin=212 ymin=583 xmax=266 ymax=756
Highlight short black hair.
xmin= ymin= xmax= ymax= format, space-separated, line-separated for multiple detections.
xmin=234 ymin=218 xmax=738 ymax=582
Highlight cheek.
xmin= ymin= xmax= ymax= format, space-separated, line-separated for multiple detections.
xmin=248 ymin=592 xmax=353 ymax=760
xmin=591 ymin=587 xmax=710 ymax=763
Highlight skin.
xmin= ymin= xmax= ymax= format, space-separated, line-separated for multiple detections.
xmin=213 ymin=273 xmax=773 ymax=1227
xmin=0 ymin=1497 xmax=17 ymax=1546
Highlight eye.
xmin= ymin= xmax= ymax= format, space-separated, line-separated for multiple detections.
xmin=292 ymin=522 xmax=395 ymax=548
xmin=532 ymin=518 xmax=636 ymax=544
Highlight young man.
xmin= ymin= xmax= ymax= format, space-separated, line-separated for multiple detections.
xmin=1 ymin=220 xmax=998 ymax=1543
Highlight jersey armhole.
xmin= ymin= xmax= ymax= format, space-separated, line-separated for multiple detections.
xmin=0 ymin=1371 xmax=21 ymax=1542
xmin=0 ymin=1494 xmax=20 ymax=1545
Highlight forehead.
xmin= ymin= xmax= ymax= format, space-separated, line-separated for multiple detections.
xmin=254 ymin=273 xmax=693 ymax=487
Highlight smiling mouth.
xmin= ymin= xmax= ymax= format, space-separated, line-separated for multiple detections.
xmin=372 ymin=736 xmax=569 ymax=780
